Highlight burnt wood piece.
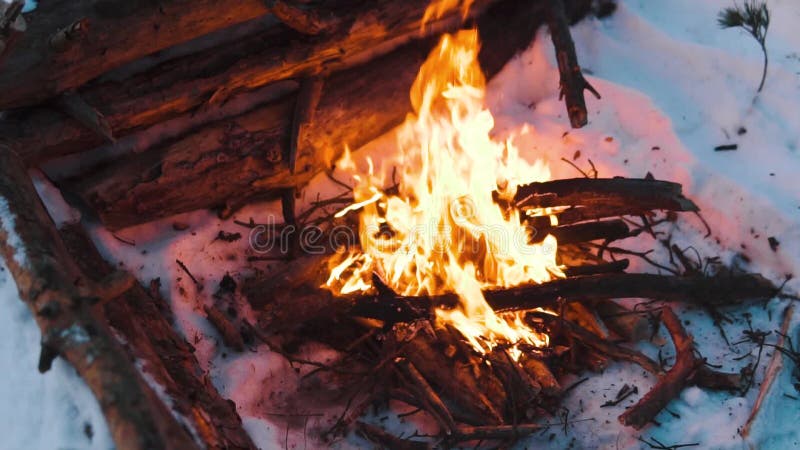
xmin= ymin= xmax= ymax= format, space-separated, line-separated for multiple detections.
xmin=508 ymin=177 xmax=698 ymax=224
xmin=618 ymin=307 xmax=701 ymax=429
xmin=0 ymin=0 xmax=271 ymax=110
xmin=0 ymin=147 xmax=199 ymax=450
xmin=346 ymin=273 xmax=777 ymax=323
xmin=546 ymin=0 xmax=600 ymax=128
xmin=5 ymin=0 xmax=499 ymax=165
xmin=536 ymin=219 xmax=631 ymax=244
xmin=70 ymin=0 xmax=559 ymax=230
xmin=60 ymin=225 xmax=256 ymax=450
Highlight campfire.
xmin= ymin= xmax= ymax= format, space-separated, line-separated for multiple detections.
xmin=0 ymin=0 xmax=791 ymax=449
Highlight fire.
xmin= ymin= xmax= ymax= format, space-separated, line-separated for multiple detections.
xmin=326 ymin=30 xmax=563 ymax=360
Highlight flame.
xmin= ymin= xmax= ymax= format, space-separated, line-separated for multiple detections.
xmin=326 ymin=30 xmax=563 ymax=360
xmin=422 ymin=0 xmax=475 ymax=26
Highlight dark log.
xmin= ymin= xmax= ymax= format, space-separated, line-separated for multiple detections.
xmin=69 ymin=0 xmax=556 ymax=230
xmin=546 ymin=0 xmax=600 ymax=128
xmin=0 ymin=147 xmax=199 ymax=450
xmin=346 ymin=272 xmax=777 ymax=323
xmin=537 ymin=219 xmax=631 ymax=245
xmin=5 ymin=0 xmax=498 ymax=165
xmin=509 ymin=177 xmax=699 ymax=223
xmin=618 ymin=308 xmax=701 ymax=429
xmin=0 ymin=0 xmax=271 ymax=110
xmin=59 ymin=225 xmax=256 ymax=450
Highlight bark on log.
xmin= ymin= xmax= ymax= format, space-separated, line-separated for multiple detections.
xmin=69 ymin=0 xmax=557 ymax=230
xmin=0 ymin=0 xmax=272 ymax=110
xmin=0 ymin=147 xmax=199 ymax=450
xmin=4 ymin=0 xmax=498 ymax=165
xmin=59 ymin=225 xmax=256 ymax=450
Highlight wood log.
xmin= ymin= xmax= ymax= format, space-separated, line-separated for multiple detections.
xmin=59 ymin=224 xmax=256 ymax=450
xmin=346 ymin=272 xmax=778 ymax=323
xmin=0 ymin=147 xmax=198 ymax=450
xmin=68 ymin=0 xmax=558 ymax=230
xmin=0 ymin=0 xmax=271 ymax=110
xmin=507 ymin=177 xmax=699 ymax=224
xmin=4 ymin=0 xmax=498 ymax=165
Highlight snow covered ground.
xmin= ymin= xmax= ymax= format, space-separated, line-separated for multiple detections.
xmin=2 ymin=0 xmax=800 ymax=448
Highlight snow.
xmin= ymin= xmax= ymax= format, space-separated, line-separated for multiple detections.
xmin=2 ymin=0 xmax=800 ymax=449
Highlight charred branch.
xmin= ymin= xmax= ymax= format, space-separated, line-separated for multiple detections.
xmin=346 ymin=273 xmax=777 ymax=323
xmin=546 ymin=0 xmax=600 ymax=128
xmin=508 ymin=177 xmax=699 ymax=222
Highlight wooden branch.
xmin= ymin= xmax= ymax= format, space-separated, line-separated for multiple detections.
xmin=5 ymin=0 xmax=498 ymax=165
xmin=618 ymin=307 xmax=702 ymax=429
xmin=546 ymin=0 xmax=600 ymax=128
xmin=0 ymin=147 xmax=199 ymax=450
xmin=59 ymin=224 xmax=256 ymax=450
xmin=0 ymin=0 xmax=270 ymax=110
xmin=69 ymin=0 xmax=552 ymax=230
xmin=346 ymin=273 xmax=777 ymax=323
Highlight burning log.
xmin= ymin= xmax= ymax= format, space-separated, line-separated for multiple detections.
xmin=0 ymin=147 xmax=199 ymax=450
xmin=0 ymin=0 xmax=271 ymax=110
xmin=508 ymin=177 xmax=699 ymax=224
xmin=4 ymin=0 xmax=500 ymax=165
xmin=346 ymin=272 xmax=778 ymax=323
xmin=66 ymin=0 xmax=563 ymax=230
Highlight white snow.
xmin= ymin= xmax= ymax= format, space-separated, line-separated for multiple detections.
xmin=2 ymin=0 xmax=800 ymax=449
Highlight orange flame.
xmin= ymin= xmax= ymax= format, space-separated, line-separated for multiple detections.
xmin=327 ymin=30 xmax=562 ymax=360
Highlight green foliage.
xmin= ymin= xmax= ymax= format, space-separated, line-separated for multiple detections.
xmin=718 ymin=1 xmax=771 ymax=92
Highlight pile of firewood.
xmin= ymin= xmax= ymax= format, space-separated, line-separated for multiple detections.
xmin=0 ymin=0 xmax=784 ymax=449
xmin=237 ymin=175 xmax=777 ymax=447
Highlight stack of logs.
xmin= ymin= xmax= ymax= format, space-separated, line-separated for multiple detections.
xmin=0 ymin=0 xmax=781 ymax=449
xmin=240 ymin=176 xmax=777 ymax=447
